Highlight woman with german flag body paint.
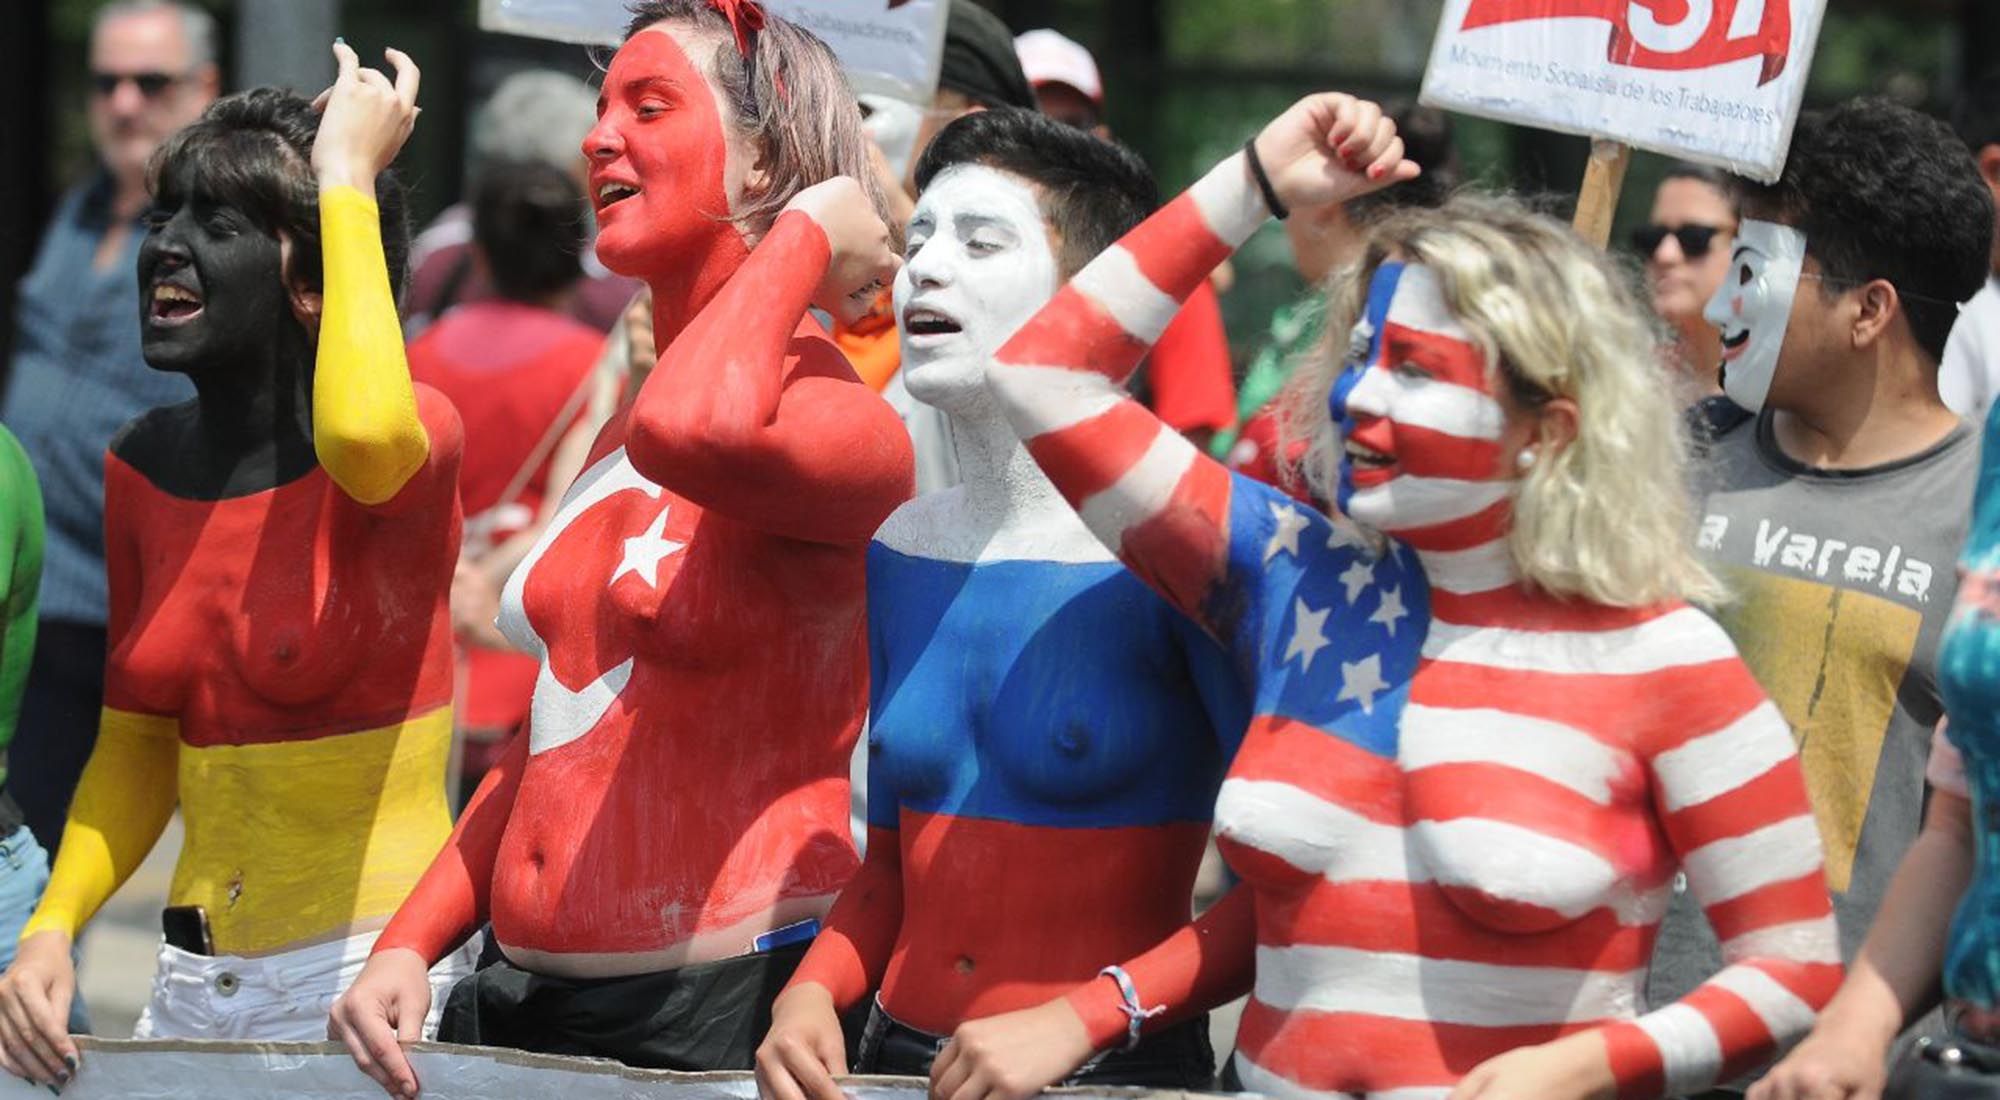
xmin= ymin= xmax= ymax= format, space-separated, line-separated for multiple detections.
xmin=330 ymin=2 xmax=909 ymax=1094
xmin=0 ymin=44 xmax=473 ymax=1082
xmin=932 ymin=97 xmax=1842 ymax=1100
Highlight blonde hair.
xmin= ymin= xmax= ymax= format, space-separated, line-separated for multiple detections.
xmin=1281 ymin=194 xmax=1723 ymax=608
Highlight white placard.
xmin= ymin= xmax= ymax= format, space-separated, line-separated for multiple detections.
xmin=5 ymin=1039 xmax=1225 ymax=1099
xmin=479 ymin=0 xmax=947 ymax=104
xmin=1419 ymin=0 xmax=1828 ymax=181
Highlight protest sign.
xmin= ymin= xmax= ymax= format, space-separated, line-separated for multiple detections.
xmin=0 ymin=1039 xmax=1228 ymax=1100
xmin=479 ymin=0 xmax=948 ymax=103
xmin=1419 ymin=0 xmax=1828 ymax=242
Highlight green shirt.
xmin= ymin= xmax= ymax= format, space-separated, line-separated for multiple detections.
xmin=0 ymin=425 xmax=44 ymax=772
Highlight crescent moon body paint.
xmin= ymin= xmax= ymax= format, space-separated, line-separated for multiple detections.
xmin=1704 ymin=218 xmax=1807 ymax=414
xmin=372 ymin=23 xmax=915 ymax=993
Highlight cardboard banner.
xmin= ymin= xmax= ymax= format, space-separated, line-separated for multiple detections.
xmin=1419 ymin=0 xmax=1828 ymax=181
xmin=0 ymin=1038 xmax=1221 ymax=1099
xmin=478 ymin=0 xmax=948 ymax=103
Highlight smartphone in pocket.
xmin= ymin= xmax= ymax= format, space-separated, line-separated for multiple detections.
xmin=161 ymin=905 xmax=213 ymax=956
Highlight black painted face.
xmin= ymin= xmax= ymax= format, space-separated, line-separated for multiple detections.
xmin=137 ymin=162 xmax=296 ymax=376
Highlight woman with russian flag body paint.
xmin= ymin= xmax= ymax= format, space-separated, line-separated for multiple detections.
xmin=937 ymin=95 xmax=1843 ymax=1100
xmin=753 ymin=108 xmax=1249 ymax=1100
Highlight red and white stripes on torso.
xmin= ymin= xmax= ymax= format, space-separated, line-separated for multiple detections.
xmin=988 ymin=154 xmax=1840 ymax=1099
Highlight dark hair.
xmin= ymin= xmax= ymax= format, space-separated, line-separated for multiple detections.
xmin=1347 ymin=101 xmax=1457 ymax=223
xmin=149 ymin=87 xmax=412 ymax=299
xmin=1734 ymin=96 xmax=1993 ymax=362
xmin=473 ymin=159 xmax=587 ymax=302
xmin=1661 ymin=160 xmax=1728 ymax=188
xmin=939 ymin=0 xmax=1036 ymax=111
xmin=621 ymin=1 xmax=892 ymax=239
xmin=914 ymin=107 xmax=1157 ymax=277
xmin=1956 ymin=70 xmax=2000 ymax=154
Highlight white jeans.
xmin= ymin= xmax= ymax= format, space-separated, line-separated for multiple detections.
xmin=132 ymin=929 xmax=478 ymax=1041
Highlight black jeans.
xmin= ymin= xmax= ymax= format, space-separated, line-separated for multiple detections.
xmin=437 ymin=943 xmax=809 ymax=1071
xmin=856 ymin=999 xmax=1215 ymax=1089
xmin=8 ymin=620 xmax=106 ymax=857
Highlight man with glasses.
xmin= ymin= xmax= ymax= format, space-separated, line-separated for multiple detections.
xmin=1631 ymin=163 xmax=1741 ymax=438
xmin=0 ymin=0 xmax=216 ymax=863
xmin=1646 ymin=97 xmax=1994 ymax=1097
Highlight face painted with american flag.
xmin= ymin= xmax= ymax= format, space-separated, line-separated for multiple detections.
xmin=1331 ymin=261 xmax=1511 ymax=538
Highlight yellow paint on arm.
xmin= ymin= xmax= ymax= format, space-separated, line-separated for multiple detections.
xmin=171 ymin=708 xmax=454 ymax=955
xmin=21 ymin=708 xmax=179 ymax=941
xmin=313 ymin=185 xmax=428 ymax=505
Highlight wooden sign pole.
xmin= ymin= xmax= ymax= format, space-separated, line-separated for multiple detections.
xmin=1572 ymin=138 xmax=1634 ymax=249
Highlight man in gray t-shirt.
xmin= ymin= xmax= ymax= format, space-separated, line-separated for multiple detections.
xmin=1646 ymin=98 xmax=1994 ymax=1080
xmin=1649 ymin=414 xmax=1977 ymax=1014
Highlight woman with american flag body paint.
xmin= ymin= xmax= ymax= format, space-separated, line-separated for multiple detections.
xmin=932 ymin=95 xmax=1842 ymax=1100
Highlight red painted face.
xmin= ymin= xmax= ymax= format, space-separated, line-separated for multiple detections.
xmin=585 ymin=27 xmax=737 ymax=280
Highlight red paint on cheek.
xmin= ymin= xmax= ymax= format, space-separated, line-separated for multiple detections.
xmin=592 ymin=29 xmax=735 ymax=277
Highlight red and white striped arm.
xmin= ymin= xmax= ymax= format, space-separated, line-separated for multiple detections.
xmin=1601 ymin=649 xmax=1842 ymax=1098
xmin=987 ymin=155 xmax=1271 ymax=624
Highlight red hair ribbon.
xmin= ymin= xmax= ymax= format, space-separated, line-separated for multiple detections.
xmin=711 ymin=0 xmax=767 ymax=60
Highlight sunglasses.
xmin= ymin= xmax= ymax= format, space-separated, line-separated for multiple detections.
xmin=90 ymin=70 xmax=183 ymax=98
xmin=1630 ymin=222 xmax=1729 ymax=259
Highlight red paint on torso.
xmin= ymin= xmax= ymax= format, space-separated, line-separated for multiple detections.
xmin=489 ymin=391 xmax=868 ymax=958
xmin=102 ymin=389 xmax=460 ymax=743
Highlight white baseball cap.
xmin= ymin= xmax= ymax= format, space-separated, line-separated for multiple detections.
xmin=1014 ymin=28 xmax=1103 ymax=105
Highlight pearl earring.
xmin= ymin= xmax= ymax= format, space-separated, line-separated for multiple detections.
xmin=1516 ymin=448 xmax=1538 ymax=473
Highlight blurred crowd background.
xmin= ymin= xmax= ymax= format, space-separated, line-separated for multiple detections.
xmin=2 ymin=0 xmax=1990 ymax=394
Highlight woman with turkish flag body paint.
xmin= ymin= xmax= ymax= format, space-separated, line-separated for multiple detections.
xmin=941 ymin=96 xmax=1843 ymax=1100
xmin=0 ymin=42 xmax=475 ymax=1086
xmin=329 ymin=1 xmax=910 ymax=1094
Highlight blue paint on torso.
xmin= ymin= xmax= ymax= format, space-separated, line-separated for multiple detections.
xmin=1203 ymin=474 xmax=1430 ymax=761
xmin=866 ymin=544 xmax=1246 ymax=830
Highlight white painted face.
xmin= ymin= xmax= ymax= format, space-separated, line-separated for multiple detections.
xmin=1704 ymin=218 xmax=1807 ymax=413
xmin=894 ymin=165 xmax=1060 ymax=412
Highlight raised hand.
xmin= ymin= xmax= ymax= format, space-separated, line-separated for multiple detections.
xmin=1250 ymin=93 xmax=1421 ymax=219
xmin=311 ymin=41 xmax=421 ymax=197
xmin=782 ymin=176 xmax=901 ymax=329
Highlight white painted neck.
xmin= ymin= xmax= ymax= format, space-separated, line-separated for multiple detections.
xmin=947 ymin=387 xmax=1085 ymax=536
xmin=1405 ymin=532 xmax=1522 ymax=603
